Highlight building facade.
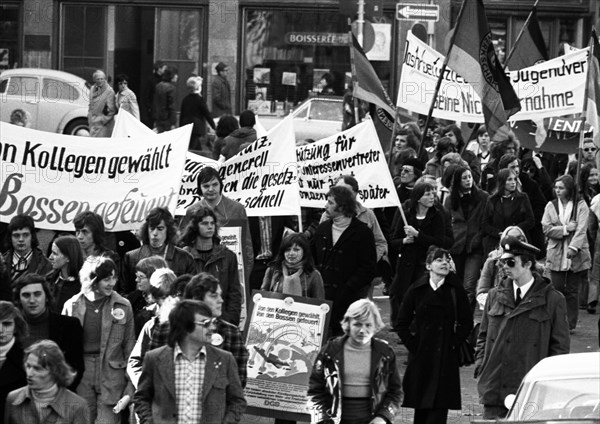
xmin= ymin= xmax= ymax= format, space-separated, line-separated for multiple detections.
xmin=1 ymin=0 xmax=598 ymax=117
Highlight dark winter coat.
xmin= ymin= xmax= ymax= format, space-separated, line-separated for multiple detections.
xmin=443 ymin=188 xmax=489 ymax=255
xmin=211 ymin=74 xmax=232 ymax=118
xmin=481 ymin=191 xmax=535 ymax=257
xmin=180 ymin=92 xmax=216 ymax=136
xmin=307 ymin=336 xmax=402 ymax=424
xmin=183 ymin=242 xmax=242 ymax=325
xmin=395 ymin=273 xmax=473 ymax=409
xmin=220 ymin=127 xmax=258 ymax=160
xmin=476 ymin=274 xmax=570 ymax=406
xmin=0 ymin=341 xmax=26 ymax=421
xmin=311 ymin=217 xmax=376 ymax=333
xmin=2 ymin=248 xmax=52 ymax=285
xmin=123 ymin=244 xmax=196 ymax=294
xmin=390 ymin=202 xmax=452 ymax=300
xmin=152 ymin=81 xmax=176 ymax=127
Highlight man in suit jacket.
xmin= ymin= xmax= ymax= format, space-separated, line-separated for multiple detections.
xmin=12 ymin=273 xmax=85 ymax=390
xmin=311 ymin=186 xmax=377 ymax=337
xmin=134 ymin=300 xmax=246 ymax=424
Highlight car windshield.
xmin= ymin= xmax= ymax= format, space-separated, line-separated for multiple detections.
xmin=308 ymin=101 xmax=342 ymax=121
xmin=512 ymin=378 xmax=600 ymax=421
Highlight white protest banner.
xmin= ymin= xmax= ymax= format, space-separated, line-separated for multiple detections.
xmin=398 ymin=32 xmax=589 ymax=122
xmin=398 ymin=31 xmax=484 ymax=122
xmin=297 ymin=120 xmax=401 ymax=209
xmin=218 ymin=117 xmax=301 ymax=217
xmin=244 ymin=290 xmax=332 ymax=421
xmin=0 ymin=122 xmax=190 ymax=231
xmin=112 ymin=109 xmax=155 ymax=137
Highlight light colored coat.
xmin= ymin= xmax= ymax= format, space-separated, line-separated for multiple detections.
xmin=88 ymin=83 xmax=116 ymax=137
xmin=62 ymin=291 xmax=135 ymax=404
xmin=134 ymin=344 xmax=246 ymax=424
xmin=542 ymin=199 xmax=591 ymax=272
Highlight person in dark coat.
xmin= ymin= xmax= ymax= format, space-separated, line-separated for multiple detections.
xmin=46 ymin=235 xmax=84 ymax=314
xmin=308 ymin=299 xmax=402 ymax=424
xmin=443 ymin=124 xmax=481 ymax=183
xmin=396 ymin=247 xmax=473 ymax=424
xmin=13 ymin=274 xmax=85 ymax=390
xmin=2 ymin=214 xmax=52 ymax=285
xmin=0 ymin=301 xmax=27 ymax=421
xmin=180 ymin=75 xmax=216 ymax=151
xmin=390 ymin=180 xmax=453 ymax=324
xmin=219 ymin=109 xmax=258 ymax=161
xmin=178 ymin=205 xmax=242 ymax=326
xmin=153 ymin=66 xmax=178 ymax=133
xmin=123 ymin=207 xmax=195 ymax=295
xmin=475 ymin=236 xmax=570 ymax=419
xmin=443 ymin=166 xmax=489 ymax=309
xmin=311 ymin=185 xmax=377 ymax=337
xmin=498 ymin=154 xmax=547 ymax=256
xmin=211 ymin=62 xmax=232 ymax=118
xmin=481 ymin=168 xmax=535 ymax=257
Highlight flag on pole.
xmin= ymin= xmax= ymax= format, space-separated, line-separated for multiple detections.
xmin=447 ymin=0 xmax=521 ymax=140
xmin=349 ymin=32 xmax=396 ymax=153
xmin=349 ymin=33 xmax=396 ymax=117
xmin=505 ymin=7 xmax=548 ymax=70
xmin=587 ymin=30 xmax=600 ymax=146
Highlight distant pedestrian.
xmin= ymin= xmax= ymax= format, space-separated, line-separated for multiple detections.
xmin=153 ymin=66 xmax=178 ymax=133
xmin=141 ymin=60 xmax=166 ymax=127
xmin=115 ymin=74 xmax=140 ymax=120
xmin=88 ymin=69 xmax=116 ymax=137
xmin=180 ymin=75 xmax=215 ymax=151
xmin=212 ymin=115 xmax=239 ymax=160
xmin=219 ymin=110 xmax=257 ymax=161
xmin=211 ymin=62 xmax=232 ymax=118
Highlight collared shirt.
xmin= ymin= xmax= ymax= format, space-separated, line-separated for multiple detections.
xmin=429 ymin=277 xmax=445 ymax=291
xmin=174 ymin=343 xmax=206 ymax=424
xmin=513 ymin=277 xmax=535 ymax=302
xmin=12 ymin=250 xmax=32 ymax=274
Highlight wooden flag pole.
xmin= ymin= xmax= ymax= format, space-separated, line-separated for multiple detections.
xmin=417 ymin=0 xmax=469 ymax=159
xmin=503 ymin=0 xmax=542 ymax=69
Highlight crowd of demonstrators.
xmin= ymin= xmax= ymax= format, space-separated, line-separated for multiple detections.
xmin=2 ymin=112 xmax=600 ymax=424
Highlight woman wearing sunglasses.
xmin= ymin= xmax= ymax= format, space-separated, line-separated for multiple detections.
xmin=396 ymin=246 xmax=473 ymax=424
xmin=542 ymin=175 xmax=591 ymax=333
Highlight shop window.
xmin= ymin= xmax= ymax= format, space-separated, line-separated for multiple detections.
xmin=0 ymin=3 xmax=20 ymax=69
xmin=242 ymin=8 xmax=394 ymax=115
xmin=61 ymin=5 xmax=107 ymax=81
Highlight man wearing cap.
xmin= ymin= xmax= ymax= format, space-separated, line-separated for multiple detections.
xmin=474 ymin=235 xmax=570 ymax=420
xmin=212 ymin=62 xmax=232 ymax=118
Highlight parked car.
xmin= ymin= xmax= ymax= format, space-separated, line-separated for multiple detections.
xmin=259 ymin=95 xmax=344 ymax=142
xmin=504 ymin=352 xmax=600 ymax=422
xmin=0 ymin=68 xmax=90 ymax=135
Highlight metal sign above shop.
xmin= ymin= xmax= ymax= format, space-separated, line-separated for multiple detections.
xmin=285 ymin=32 xmax=349 ymax=46
xmin=396 ymin=3 xmax=439 ymax=22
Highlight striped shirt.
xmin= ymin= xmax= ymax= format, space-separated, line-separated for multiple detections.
xmin=174 ymin=344 xmax=206 ymax=424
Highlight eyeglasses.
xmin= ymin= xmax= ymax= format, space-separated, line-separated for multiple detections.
xmin=194 ymin=318 xmax=217 ymax=328
xmin=400 ymin=167 xmax=414 ymax=174
xmin=499 ymin=258 xmax=517 ymax=267
xmin=584 ymin=147 xmax=597 ymax=152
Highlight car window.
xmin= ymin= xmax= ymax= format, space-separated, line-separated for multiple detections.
xmin=293 ymin=104 xmax=308 ymax=119
xmin=0 ymin=79 xmax=7 ymax=94
xmin=515 ymin=378 xmax=600 ymax=420
xmin=308 ymin=100 xmax=342 ymax=121
xmin=43 ymin=78 xmax=80 ymax=102
xmin=3 ymin=76 xmax=38 ymax=96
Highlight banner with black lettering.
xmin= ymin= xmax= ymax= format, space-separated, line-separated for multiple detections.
xmin=297 ymin=120 xmax=401 ymax=208
xmin=398 ymin=32 xmax=589 ymax=122
xmin=244 ymin=290 xmax=332 ymax=421
xmin=218 ymin=118 xmax=301 ymax=217
xmin=0 ymin=122 xmax=190 ymax=231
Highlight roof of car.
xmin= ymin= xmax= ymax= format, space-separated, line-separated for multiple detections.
xmin=0 ymin=68 xmax=87 ymax=84
xmin=523 ymin=353 xmax=600 ymax=382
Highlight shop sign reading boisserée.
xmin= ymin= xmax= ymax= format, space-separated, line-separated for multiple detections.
xmin=285 ymin=32 xmax=349 ymax=46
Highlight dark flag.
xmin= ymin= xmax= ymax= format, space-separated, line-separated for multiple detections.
xmin=447 ymin=0 xmax=521 ymax=140
xmin=505 ymin=7 xmax=549 ymax=70
xmin=349 ymin=32 xmax=396 ymax=153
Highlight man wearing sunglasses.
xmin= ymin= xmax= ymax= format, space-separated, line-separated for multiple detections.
xmin=474 ymin=235 xmax=570 ymax=420
xmin=134 ymin=300 xmax=246 ymax=424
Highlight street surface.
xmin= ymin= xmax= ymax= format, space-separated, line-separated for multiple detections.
xmin=242 ymin=285 xmax=600 ymax=423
